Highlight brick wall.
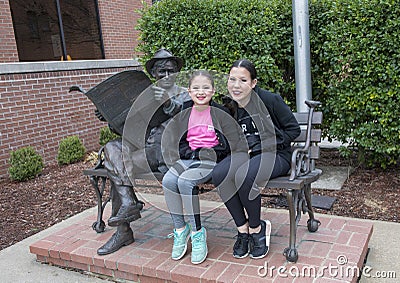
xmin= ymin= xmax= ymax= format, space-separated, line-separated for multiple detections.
xmin=0 ymin=0 xmax=19 ymax=62
xmin=97 ymin=0 xmax=152 ymax=59
xmin=0 ymin=60 xmax=142 ymax=179
xmin=0 ymin=0 xmax=152 ymax=178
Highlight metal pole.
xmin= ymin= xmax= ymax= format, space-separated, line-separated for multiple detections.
xmin=55 ymin=0 xmax=67 ymax=60
xmin=94 ymin=0 xmax=105 ymax=59
xmin=292 ymin=0 xmax=312 ymax=112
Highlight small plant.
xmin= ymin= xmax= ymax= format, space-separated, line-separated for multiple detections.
xmin=57 ymin=135 xmax=86 ymax=165
xmin=8 ymin=146 xmax=44 ymax=181
xmin=99 ymin=126 xmax=120 ymax=146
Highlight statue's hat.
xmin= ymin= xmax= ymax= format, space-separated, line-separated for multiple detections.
xmin=145 ymin=48 xmax=184 ymax=74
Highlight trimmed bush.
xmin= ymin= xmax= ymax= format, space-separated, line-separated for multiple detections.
xmin=57 ymin=135 xmax=86 ymax=165
xmin=99 ymin=126 xmax=120 ymax=146
xmin=309 ymin=0 xmax=400 ymax=168
xmin=8 ymin=146 xmax=44 ymax=181
xmin=136 ymin=0 xmax=294 ymax=101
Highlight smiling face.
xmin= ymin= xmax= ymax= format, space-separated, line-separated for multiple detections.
xmin=188 ymin=74 xmax=215 ymax=110
xmin=227 ymin=67 xmax=257 ymax=107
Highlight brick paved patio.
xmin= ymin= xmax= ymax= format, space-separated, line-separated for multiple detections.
xmin=30 ymin=194 xmax=372 ymax=283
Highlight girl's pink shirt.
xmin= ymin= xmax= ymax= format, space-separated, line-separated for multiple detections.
xmin=186 ymin=106 xmax=219 ymax=150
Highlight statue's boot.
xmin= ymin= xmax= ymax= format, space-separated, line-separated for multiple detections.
xmin=97 ymin=224 xmax=134 ymax=255
xmin=108 ymin=185 xmax=144 ymax=227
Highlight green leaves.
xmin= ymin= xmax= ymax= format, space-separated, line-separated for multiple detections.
xmin=136 ymin=0 xmax=293 ymax=97
xmin=9 ymin=147 xmax=44 ymax=182
xmin=99 ymin=127 xmax=120 ymax=146
xmin=57 ymin=136 xmax=86 ymax=165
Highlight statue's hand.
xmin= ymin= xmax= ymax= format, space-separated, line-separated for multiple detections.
xmin=151 ymin=85 xmax=168 ymax=101
xmin=94 ymin=109 xmax=106 ymax=121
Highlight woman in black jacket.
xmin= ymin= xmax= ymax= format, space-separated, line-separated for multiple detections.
xmin=212 ymin=59 xmax=301 ymax=259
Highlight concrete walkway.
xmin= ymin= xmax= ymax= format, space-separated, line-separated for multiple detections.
xmin=0 ymin=206 xmax=108 ymax=283
xmin=359 ymin=220 xmax=400 ymax=282
xmin=1 ymin=193 xmax=399 ymax=282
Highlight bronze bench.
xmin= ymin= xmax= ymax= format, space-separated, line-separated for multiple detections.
xmin=83 ymin=100 xmax=323 ymax=263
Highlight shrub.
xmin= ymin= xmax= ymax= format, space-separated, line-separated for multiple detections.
xmin=309 ymin=0 xmax=400 ymax=168
xmin=99 ymin=126 xmax=120 ymax=146
xmin=8 ymin=146 xmax=44 ymax=181
xmin=57 ymin=135 xmax=86 ymax=165
xmin=136 ymin=0 xmax=294 ymax=101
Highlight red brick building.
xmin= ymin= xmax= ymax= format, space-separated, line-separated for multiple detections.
xmin=0 ymin=0 xmax=152 ymax=178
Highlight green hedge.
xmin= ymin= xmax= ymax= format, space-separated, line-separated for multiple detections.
xmin=137 ymin=0 xmax=294 ymax=98
xmin=136 ymin=0 xmax=400 ymax=168
xmin=309 ymin=0 xmax=400 ymax=167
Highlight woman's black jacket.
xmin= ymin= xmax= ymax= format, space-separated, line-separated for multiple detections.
xmin=224 ymin=85 xmax=301 ymax=163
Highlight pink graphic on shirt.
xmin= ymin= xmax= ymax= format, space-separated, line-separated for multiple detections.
xmin=186 ymin=106 xmax=219 ymax=150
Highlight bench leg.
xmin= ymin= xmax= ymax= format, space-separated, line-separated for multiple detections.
xmin=89 ymin=175 xmax=110 ymax=233
xmin=303 ymin=184 xmax=321 ymax=232
xmin=283 ymin=189 xmax=299 ymax=263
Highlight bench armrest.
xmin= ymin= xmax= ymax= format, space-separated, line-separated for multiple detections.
xmin=289 ymin=100 xmax=322 ymax=181
xmin=93 ymin=146 xmax=106 ymax=170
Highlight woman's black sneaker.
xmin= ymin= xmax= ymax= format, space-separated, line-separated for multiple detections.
xmin=233 ymin=231 xmax=249 ymax=258
xmin=249 ymin=220 xmax=270 ymax=259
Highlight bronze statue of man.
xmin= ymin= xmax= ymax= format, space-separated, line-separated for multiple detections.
xmin=97 ymin=49 xmax=190 ymax=255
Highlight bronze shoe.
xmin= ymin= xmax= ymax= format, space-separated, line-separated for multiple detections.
xmin=97 ymin=229 xmax=134 ymax=255
xmin=108 ymin=202 xmax=143 ymax=227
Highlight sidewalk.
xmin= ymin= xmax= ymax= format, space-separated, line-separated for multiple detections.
xmin=0 ymin=206 xmax=107 ymax=283
xmin=360 ymin=220 xmax=400 ymax=282
xmin=2 ymin=193 xmax=398 ymax=282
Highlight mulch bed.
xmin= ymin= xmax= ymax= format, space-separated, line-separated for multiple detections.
xmin=0 ymin=148 xmax=398 ymax=251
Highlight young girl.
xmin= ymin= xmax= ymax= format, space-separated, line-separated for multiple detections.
xmin=161 ymin=70 xmax=246 ymax=264
xmin=212 ymin=59 xmax=301 ymax=259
